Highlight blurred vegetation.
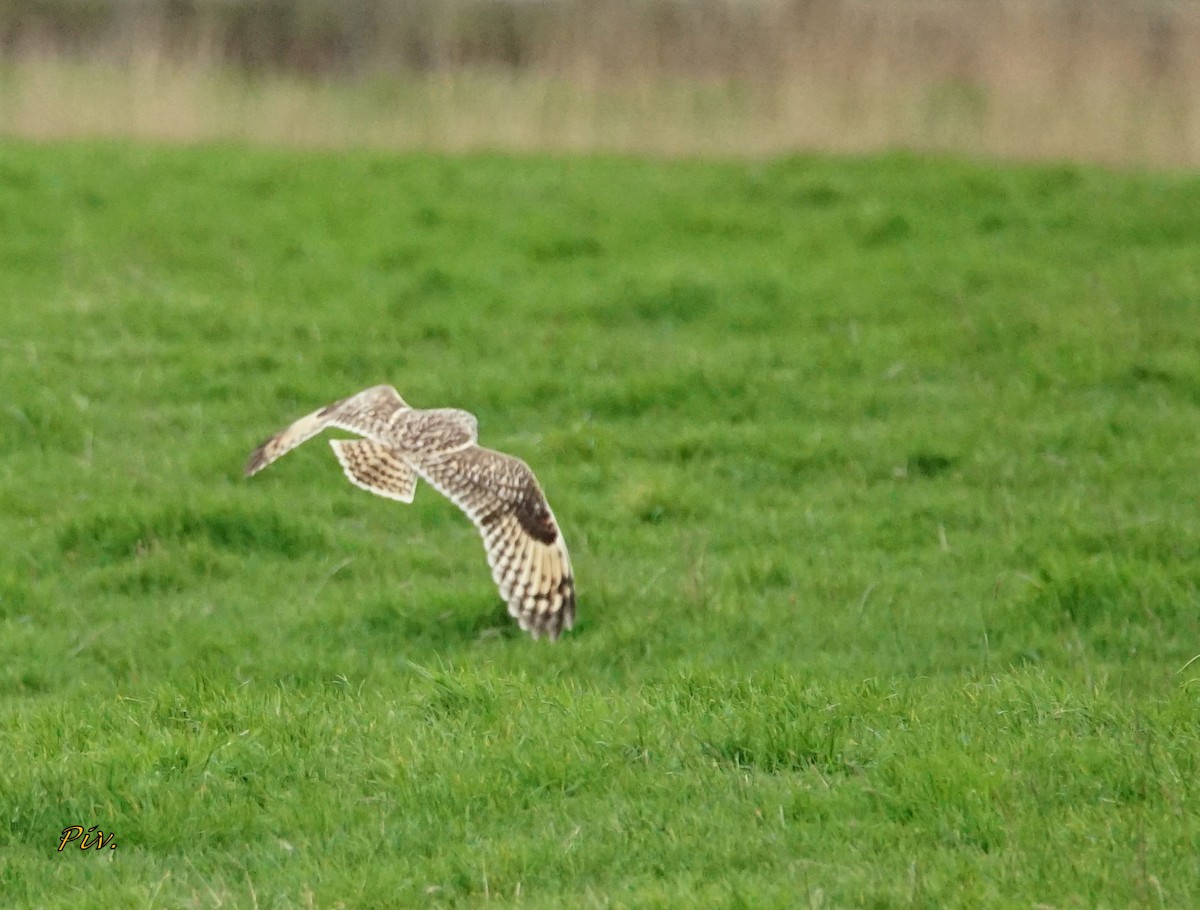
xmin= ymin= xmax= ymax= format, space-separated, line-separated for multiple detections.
xmin=1 ymin=1 xmax=1198 ymax=163
xmin=1 ymin=0 xmax=764 ymax=75
xmin=0 ymin=0 xmax=1193 ymax=83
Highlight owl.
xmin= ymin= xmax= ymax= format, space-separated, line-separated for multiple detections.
xmin=246 ymin=385 xmax=575 ymax=639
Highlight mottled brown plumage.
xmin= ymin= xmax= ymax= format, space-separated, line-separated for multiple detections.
xmin=244 ymin=385 xmax=575 ymax=640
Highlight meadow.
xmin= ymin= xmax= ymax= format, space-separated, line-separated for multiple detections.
xmin=1 ymin=141 xmax=1199 ymax=907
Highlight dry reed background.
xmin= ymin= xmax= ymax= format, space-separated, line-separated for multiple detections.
xmin=1 ymin=0 xmax=1198 ymax=165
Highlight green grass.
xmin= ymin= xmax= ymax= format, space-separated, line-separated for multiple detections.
xmin=1 ymin=141 xmax=1199 ymax=907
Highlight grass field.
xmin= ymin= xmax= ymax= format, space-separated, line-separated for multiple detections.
xmin=1 ymin=141 xmax=1199 ymax=907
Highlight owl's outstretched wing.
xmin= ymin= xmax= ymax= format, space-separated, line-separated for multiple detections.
xmin=245 ymin=385 xmax=408 ymax=477
xmin=412 ymin=445 xmax=575 ymax=640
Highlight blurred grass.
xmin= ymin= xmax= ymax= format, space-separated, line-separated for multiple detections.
xmin=1 ymin=0 xmax=1199 ymax=164
xmin=1 ymin=141 xmax=1199 ymax=906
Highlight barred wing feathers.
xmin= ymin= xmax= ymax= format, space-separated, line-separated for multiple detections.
xmin=330 ymin=439 xmax=418 ymax=503
xmin=413 ymin=445 xmax=576 ymax=640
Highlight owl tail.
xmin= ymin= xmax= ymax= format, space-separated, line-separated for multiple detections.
xmin=329 ymin=439 xmax=418 ymax=503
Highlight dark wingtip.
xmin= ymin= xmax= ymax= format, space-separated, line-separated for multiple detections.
xmin=559 ymin=580 xmax=577 ymax=637
xmin=244 ymin=441 xmax=271 ymax=477
xmin=533 ymin=577 xmax=576 ymax=642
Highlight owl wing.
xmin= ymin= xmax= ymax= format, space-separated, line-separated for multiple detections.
xmin=329 ymin=439 xmax=418 ymax=503
xmin=245 ymin=385 xmax=408 ymax=477
xmin=411 ymin=444 xmax=576 ymax=640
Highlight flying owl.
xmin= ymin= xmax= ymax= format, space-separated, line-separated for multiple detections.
xmin=245 ymin=385 xmax=575 ymax=640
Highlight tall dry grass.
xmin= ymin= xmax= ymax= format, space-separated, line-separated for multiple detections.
xmin=1 ymin=0 xmax=1198 ymax=165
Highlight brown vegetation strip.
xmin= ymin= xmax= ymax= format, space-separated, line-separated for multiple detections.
xmin=2 ymin=0 xmax=1198 ymax=165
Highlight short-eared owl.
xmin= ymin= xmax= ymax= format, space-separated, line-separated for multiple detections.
xmin=245 ymin=385 xmax=575 ymax=640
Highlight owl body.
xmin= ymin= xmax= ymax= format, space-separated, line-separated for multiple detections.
xmin=390 ymin=407 xmax=478 ymax=455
